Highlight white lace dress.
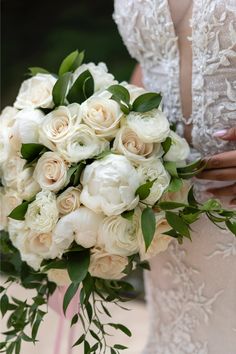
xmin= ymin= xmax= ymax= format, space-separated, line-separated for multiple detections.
xmin=113 ymin=1 xmax=236 ymax=353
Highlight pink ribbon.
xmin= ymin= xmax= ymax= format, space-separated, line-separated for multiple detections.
xmin=49 ymin=286 xmax=80 ymax=354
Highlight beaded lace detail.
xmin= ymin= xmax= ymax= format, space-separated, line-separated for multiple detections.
xmin=113 ymin=1 xmax=236 ymax=353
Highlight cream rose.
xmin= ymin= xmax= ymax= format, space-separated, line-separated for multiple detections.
xmin=98 ymin=209 xmax=140 ymax=257
xmin=164 ymin=131 xmax=190 ymax=162
xmin=14 ymin=108 xmax=45 ymax=144
xmin=127 ymin=109 xmax=170 ymax=143
xmin=139 ymin=212 xmax=173 ymax=261
xmin=137 ymin=160 xmax=171 ymax=205
xmin=0 ymin=189 xmax=22 ymax=231
xmin=80 ymin=97 xmax=123 ymax=138
xmin=25 ymin=190 xmax=59 ymax=233
xmin=53 ymin=207 xmax=104 ymax=249
xmin=73 ymin=62 xmax=116 ymax=92
xmin=56 ymin=124 xmax=109 ymax=163
xmin=80 ymin=154 xmax=140 ymax=216
xmin=112 ymin=125 xmax=162 ymax=164
xmin=89 ymin=247 xmax=128 ymax=280
xmin=39 ymin=104 xmax=81 ymax=150
xmin=47 ymin=269 xmax=71 ymax=286
xmin=14 ymin=73 xmax=57 ymax=109
xmin=57 ymin=187 xmax=81 ymax=215
xmin=33 ymin=152 xmax=68 ymax=192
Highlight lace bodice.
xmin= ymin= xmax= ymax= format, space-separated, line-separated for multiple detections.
xmin=113 ymin=0 xmax=236 ymax=157
xmin=113 ymin=2 xmax=236 ymax=353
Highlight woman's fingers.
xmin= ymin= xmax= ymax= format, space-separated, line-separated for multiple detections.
xmin=197 ymin=167 xmax=236 ymax=181
xmin=207 ymin=183 xmax=236 ymax=197
xmin=213 ymin=127 xmax=236 ymax=141
xmin=204 ymin=151 xmax=236 ymax=169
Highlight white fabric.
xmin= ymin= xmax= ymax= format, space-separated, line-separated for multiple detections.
xmin=113 ymin=1 xmax=236 ymax=353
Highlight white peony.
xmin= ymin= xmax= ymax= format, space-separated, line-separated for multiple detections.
xmin=164 ymin=131 xmax=190 ymax=162
xmin=73 ymin=62 xmax=116 ymax=92
xmin=0 ymin=125 xmax=14 ymax=166
xmin=112 ymin=125 xmax=162 ymax=164
xmin=57 ymin=187 xmax=81 ymax=215
xmin=1 ymin=155 xmax=26 ymax=189
xmin=39 ymin=103 xmax=81 ymax=150
xmin=56 ymin=124 xmax=109 ymax=163
xmin=98 ymin=209 xmax=140 ymax=257
xmin=137 ymin=160 xmax=171 ymax=205
xmin=25 ymin=190 xmax=59 ymax=233
xmin=89 ymin=247 xmax=128 ymax=280
xmin=33 ymin=152 xmax=68 ymax=192
xmin=127 ymin=109 xmax=170 ymax=143
xmin=80 ymin=97 xmax=123 ymax=138
xmin=47 ymin=269 xmax=71 ymax=286
xmin=138 ymin=212 xmax=173 ymax=261
xmin=14 ymin=73 xmax=57 ymax=109
xmin=80 ymin=154 xmax=140 ymax=216
xmin=53 ymin=207 xmax=104 ymax=249
xmin=0 ymin=189 xmax=22 ymax=231
xmin=14 ymin=108 xmax=45 ymax=144
xmin=0 ymin=106 xmax=18 ymax=128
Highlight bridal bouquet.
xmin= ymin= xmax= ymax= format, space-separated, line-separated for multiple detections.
xmin=1 ymin=50 xmax=236 ymax=354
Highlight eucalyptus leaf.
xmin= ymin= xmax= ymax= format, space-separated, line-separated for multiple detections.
xmin=63 ymin=282 xmax=80 ymax=315
xmin=52 ymin=72 xmax=72 ymax=106
xmin=141 ymin=207 xmax=156 ymax=250
xmin=132 ymin=92 xmax=162 ymax=112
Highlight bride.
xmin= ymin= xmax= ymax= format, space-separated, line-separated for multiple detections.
xmin=113 ymin=1 xmax=236 ymax=353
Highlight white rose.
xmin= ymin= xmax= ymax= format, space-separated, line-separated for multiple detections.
xmin=127 ymin=109 xmax=170 ymax=143
xmin=14 ymin=108 xmax=45 ymax=144
xmin=98 ymin=209 xmax=140 ymax=257
xmin=53 ymin=207 xmax=104 ymax=249
xmin=139 ymin=212 xmax=173 ymax=261
xmin=112 ymin=125 xmax=162 ymax=164
xmin=57 ymin=124 xmax=109 ymax=163
xmin=80 ymin=154 xmax=140 ymax=216
xmin=73 ymin=62 xmax=116 ymax=92
xmin=164 ymin=131 xmax=190 ymax=162
xmin=80 ymin=97 xmax=122 ymax=138
xmin=39 ymin=104 xmax=81 ymax=150
xmin=137 ymin=160 xmax=171 ymax=205
xmin=0 ymin=189 xmax=22 ymax=231
xmin=33 ymin=152 xmax=68 ymax=192
xmin=14 ymin=73 xmax=57 ymax=109
xmin=89 ymin=247 xmax=128 ymax=280
xmin=47 ymin=269 xmax=71 ymax=286
xmin=57 ymin=187 xmax=81 ymax=215
xmin=25 ymin=190 xmax=59 ymax=233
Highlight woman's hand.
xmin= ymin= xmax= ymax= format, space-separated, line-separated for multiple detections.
xmin=197 ymin=127 xmax=236 ymax=203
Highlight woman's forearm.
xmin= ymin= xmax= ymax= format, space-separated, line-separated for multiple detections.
xmin=130 ymin=64 xmax=144 ymax=87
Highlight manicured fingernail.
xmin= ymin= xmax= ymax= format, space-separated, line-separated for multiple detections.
xmin=213 ymin=130 xmax=227 ymax=138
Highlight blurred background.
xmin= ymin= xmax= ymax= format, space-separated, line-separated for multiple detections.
xmin=1 ymin=2 xmax=148 ymax=352
xmin=1 ymin=0 xmax=136 ymax=108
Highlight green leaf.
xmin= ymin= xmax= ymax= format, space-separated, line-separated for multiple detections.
xmin=167 ymin=178 xmax=183 ymax=193
xmin=135 ymin=179 xmax=157 ymax=200
xmin=63 ymin=282 xmax=80 ymax=315
xmin=15 ymin=339 xmax=21 ymax=354
xmin=8 ymin=201 xmax=30 ymax=221
xmin=67 ymin=69 xmax=94 ymax=104
xmin=89 ymin=329 xmax=100 ymax=342
xmin=114 ymin=344 xmax=128 ymax=350
xmin=85 ymin=302 xmax=93 ymax=322
xmin=42 ymin=259 xmax=67 ymax=272
xmin=67 ymin=162 xmax=86 ymax=186
xmin=71 ymin=51 xmax=85 ymax=71
xmin=0 ymin=294 xmax=9 ymax=317
xmin=67 ymin=250 xmax=90 ymax=283
xmin=95 ymin=150 xmax=112 ymax=160
xmin=141 ymin=207 xmax=156 ymax=250
xmin=52 ymin=72 xmax=72 ymax=106
xmin=72 ymin=334 xmax=85 ymax=347
xmin=108 ymin=84 xmax=130 ymax=105
xmin=121 ymin=209 xmax=135 ymax=221
xmin=165 ymin=211 xmax=190 ymax=238
xmin=187 ymin=186 xmax=198 ymax=206
xmin=58 ymin=50 xmax=81 ymax=76
xmin=21 ymin=143 xmax=46 ymax=163
xmin=108 ymin=323 xmax=132 ymax=337
xmin=84 ymin=340 xmax=91 ymax=354
xmin=132 ymin=92 xmax=162 ymax=112
xmin=201 ymin=199 xmax=222 ymax=211
xmin=28 ymin=67 xmax=49 ymax=76
xmin=161 ymin=137 xmax=172 ymax=155
xmin=110 ymin=349 xmax=116 ymax=354
xmin=71 ymin=314 xmax=78 ymax=327
xmin=226 ymin=220 xmax=236 ymax=236
xmin=138 ymin=261 xmax=151 ymax=270
xmin=164 ymin=161 xmax=178 ymax=178
xmin=181 ymin=212 xmax=201 ymax=224
xmin=177 ymin=159 xmax=205 ymax=173
xmin=158 ymin=201 xmax=186 ymax=210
